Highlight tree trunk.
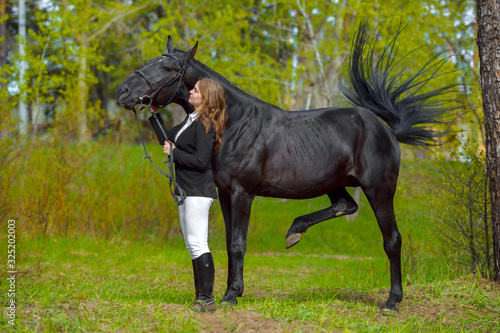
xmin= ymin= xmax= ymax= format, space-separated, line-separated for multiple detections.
xmin=0 ymin=0 xmax=6 ymax=69
xmin=78 ymin=46 xmax=89 ymax=141
xmin=476 ymin=0 xmax=500 ymax=282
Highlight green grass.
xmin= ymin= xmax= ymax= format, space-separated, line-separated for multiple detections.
xmin=2 ymin=235 xmax=499 ymax=332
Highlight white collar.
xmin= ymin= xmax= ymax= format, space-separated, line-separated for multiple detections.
xmin=188 ymin=112 xmax=198 ymax=122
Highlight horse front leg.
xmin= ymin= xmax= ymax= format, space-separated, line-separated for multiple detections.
xmin=221 ymin=188 xmax=254 ymax=305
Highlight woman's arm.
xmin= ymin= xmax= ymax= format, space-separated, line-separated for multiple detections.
xmin=149 ymin=110 xmax=186 ymax=144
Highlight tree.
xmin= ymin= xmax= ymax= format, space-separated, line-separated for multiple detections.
xmin=476 ymin=0 xmax=500 ymax=282
xmin=19 ymin=0 xmax=150 ymax=139
xmin=0 ymin=0 xmax=8 ymax=68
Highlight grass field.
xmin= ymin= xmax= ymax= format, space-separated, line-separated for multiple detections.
xmin=2 ymin=143 xmax=500 ymax=332
xmin=2 ymin=234 xmax=499 ymax=332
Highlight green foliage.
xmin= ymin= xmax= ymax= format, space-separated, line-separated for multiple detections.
xmin=24 ymin=4 xmax=101 ymax=99
xmin=3 ymin=139 xmax=179 ymax=240
xmin=0 ymin=70 xmax=20 ymax=219
xmin=10 ymin=0 xmax=152 ymax=139
xmin=424 ymin=138 xmax=493 ymax=278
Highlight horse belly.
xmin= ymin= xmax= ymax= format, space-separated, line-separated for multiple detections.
xmin=258 ymin=154 xmax=353 ymax=199
xmin=257 ymin=119 xmax=359 ymax=198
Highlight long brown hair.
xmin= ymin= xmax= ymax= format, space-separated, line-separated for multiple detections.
xmin=196 ymin=79 xmax=228 ymax=153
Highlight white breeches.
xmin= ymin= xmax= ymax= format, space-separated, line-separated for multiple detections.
xmin=178 ymin=196 xmax=214 ymax=260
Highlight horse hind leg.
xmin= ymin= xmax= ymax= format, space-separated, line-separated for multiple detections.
xmin=364 ymin=187 xmax=403 ymax=311
xmin=286 ymin=187 xmax=358 ymax=249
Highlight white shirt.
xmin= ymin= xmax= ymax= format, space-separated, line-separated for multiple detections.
xmin=175 ymin=112 xmax=199 ymax=141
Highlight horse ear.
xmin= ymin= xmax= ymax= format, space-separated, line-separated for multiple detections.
xmin=167 ymin=36 xmax=174 ymax=53
xmin=183 ymin=41 xmax=198 ymax=63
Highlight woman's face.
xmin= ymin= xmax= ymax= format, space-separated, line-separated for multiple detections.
xmin=189 ymin=82 xmax=203 ymax=110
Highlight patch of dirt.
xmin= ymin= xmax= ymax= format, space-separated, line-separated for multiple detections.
xmin=136 ymin=302 xmax=324 ymax=332
xmin=195 ymin=308 xmax=323 ymax=333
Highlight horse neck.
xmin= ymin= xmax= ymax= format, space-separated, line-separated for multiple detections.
xmin=186 ymin=61 xmax=282 ymax=122
xmin=174 ymin=87 xmax=195 ymax=114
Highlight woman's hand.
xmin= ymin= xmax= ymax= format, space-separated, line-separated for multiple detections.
xmin=163 ymin=140 xmax=176 ymax=156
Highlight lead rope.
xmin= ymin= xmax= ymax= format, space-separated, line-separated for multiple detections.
xmin=133 ymin=107 xmax=186 ymax=206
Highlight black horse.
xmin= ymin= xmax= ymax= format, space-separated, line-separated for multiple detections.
xmin=116 ymin=24 xmax=456 ymax=311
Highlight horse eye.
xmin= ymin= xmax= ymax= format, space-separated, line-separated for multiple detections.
xmin=162 ymin=66 xmax=171 ymax=71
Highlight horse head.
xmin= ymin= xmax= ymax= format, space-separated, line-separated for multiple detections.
xmin=115 ymin=37 xmax=198 ymax=112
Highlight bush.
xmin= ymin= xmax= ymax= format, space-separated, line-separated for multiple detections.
xmin=1 ymin=134 xmax=181 ymax=242
xmin=425 ymin=139 xmax=493 ymax=278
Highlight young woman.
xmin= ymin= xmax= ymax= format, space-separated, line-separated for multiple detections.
xmin=149 ymin=78 xmax=228 ymax=313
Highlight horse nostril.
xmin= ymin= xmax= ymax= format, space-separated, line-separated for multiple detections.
xmin=116 ymin=86 xmax=130 ymax=105
xmin=120 ymin=87 xmax=130 ymax=98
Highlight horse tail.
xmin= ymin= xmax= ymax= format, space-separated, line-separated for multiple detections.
xmin=340 ymin=23 xmax=459 ymax=147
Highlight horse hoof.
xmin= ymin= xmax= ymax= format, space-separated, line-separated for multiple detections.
xmin=220 ymin=300 xmax=237 ymax=310
xmin=381 ymin=302 xmax=399 ymax=313
xmin=221 ymin=298 xmax=238 ymax=308
xmin=286 ymin=233 xmax=302 ymax=249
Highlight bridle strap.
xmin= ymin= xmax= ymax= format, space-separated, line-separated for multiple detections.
xmin=135 ymin=69 xmax=155 ymax=91
xmin=133 ymin=107 xmax=186 ymax=206
xmin=135 ymin=53 xmax=190 ymax=108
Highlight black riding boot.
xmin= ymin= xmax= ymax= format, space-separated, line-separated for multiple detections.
xmin=190 ymin=252 xmax=216 ymax=312
xmin=191 ymin=259 xmax=199 ymax=300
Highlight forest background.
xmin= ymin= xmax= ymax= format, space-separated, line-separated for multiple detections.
xmin=0 ymin=0 xmax=492 ymax=294
xmin=1 ymin=0 xmax=498 ymax=331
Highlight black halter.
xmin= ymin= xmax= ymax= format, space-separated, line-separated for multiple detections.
xmin=135 ymin=53 xmax=190 ymax=108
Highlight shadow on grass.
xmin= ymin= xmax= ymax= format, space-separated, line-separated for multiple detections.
xmin=244 ymin=287 xmax=387 ymax=309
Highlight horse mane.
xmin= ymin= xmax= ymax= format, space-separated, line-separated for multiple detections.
xmin=191 ymin=58 xmax=282 ymax=110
